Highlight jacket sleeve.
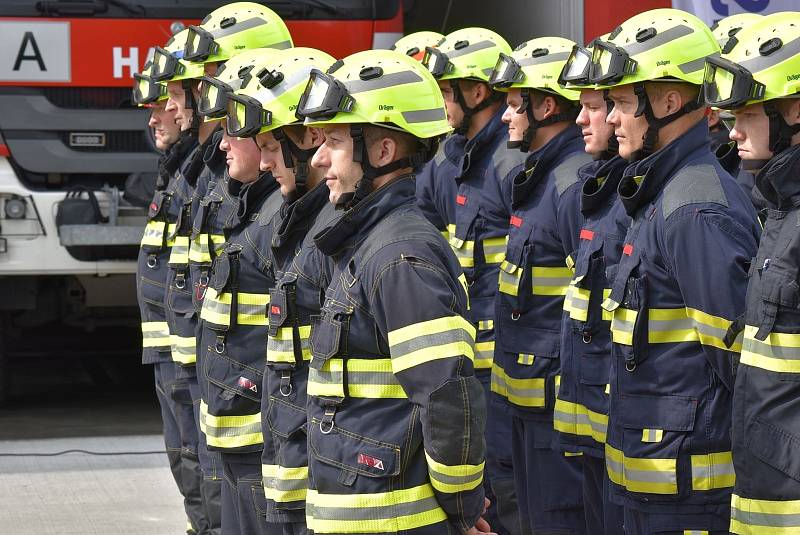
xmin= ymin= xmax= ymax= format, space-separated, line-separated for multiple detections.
xmin=370 ymin=253 xmax=486 ymax=533
xmin=416 ymin=160 xmax=447 ymax=233
xmin=663 ymin=208 xmax=759 ymax=390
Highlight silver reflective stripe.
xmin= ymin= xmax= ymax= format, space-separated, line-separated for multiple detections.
xmin=691 ymin=459 xmax=734 ymax=485
xmin=491 ymin=373 xmax=544 ymax=400
xmin=744 ymin=337 xmax=800 ymax=360
xmin=238 ymin=302 xmax=266 ymax=317
xmin=446 ymin=39 xmax=496 ymax=60
xmin=678 ymin=54 xmax=713 ymax=74
xmin=203 ymin=421 xmax=262 ymax=438
xmin=553 ymin=409 xmax=607 ymax=436
xmin=310 ymin=368 xmax=400 ymax=388
xmin=307 ymin=495 xmax=441 ymax=521
xmin=345 ymin=71 xmax=423 ymax=94
xmin=739 ymin=35 xmax=800 ymax=75
xmin=517 ymin=51 xmax=571 ymax=67
xmin=623 ymin=467 xmax=676 ymax=486
xmin=730 ymin=508 xmax=800 ymax=528
xmin=391 ymin=329 xmax=473 ymax=360
xmin=426 ymin=467 xmax=482 ymax=487
xmin=621 ymin=24 xmax=694 ymax=56
xmin=402 ymin=107 xmax=447 ymax=123
xmin=211 ymin=17 xmax=267 ymax=39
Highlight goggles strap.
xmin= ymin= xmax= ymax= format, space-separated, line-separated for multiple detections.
xmin=633 ymin=83 xmax=702 ymax=160
xmin=601 ymin=89 xmax=619 ymax=158
xmin=451 ymin=79 xmax=503 ymax=136
xmin=183 ymin=79 xmax=202 ymax=137
xmin=764 ymin=100 xmax=800 ymax=155
xmin=514 ymin=89 xmax=580 ymax=153
xmin=273 ymin=128 xmax=318 ymax=202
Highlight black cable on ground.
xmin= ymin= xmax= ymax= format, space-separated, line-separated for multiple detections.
xmin=0 ymin=449 xmax=167 ymax=457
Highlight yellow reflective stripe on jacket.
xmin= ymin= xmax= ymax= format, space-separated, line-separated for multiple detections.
xmin=740 ymin=325 xmax=800 ymax=374
xmin=169 ymin=333 xmax=197 ymax=365
xmin=690 ymin=451 xmax=735 ymax=491
xmin=142 ymin=321 xmax=170 ymax=348
xmin=564 ymin=282 xmax=590 ymax=322
xmin=199 ymin=400 xmax=262 ymax=449
xmin=448 ymin=232 xmax=475 ymax=269
xmin=307 ymin=358 xmax=407 ymax=399
xmin=605 ymin=444 xmax=677 ymax=495
xmin=189 ymin=233 xmax=226 ymax=263
xmin=141 ymin=221 xmax=177 ymax=247
xmin=474 ymin=340 xmax=494 ymax=369
xmin=262 ymin=464 xmax=308 ymax=504
xmin=483 ymin=236 xmax=506 ymax=264
xmin=532 ymin=266 xmax=572 ymax=296
xmin=388 ymin=315 xmax=476 ymax=373
xmin=490 ymin=363 xmax=545 ymax=408
xmin=553 ymin=398 xmax=608 ymax=443
xmin=611 ymin=307 xmax=738 ymax=350
xmin=498 ymin=260 xmax=522 ymax=296
xmin=267 ymin=325 xmax=312 ymax=363
xmin=602 ymin=289 xmax=612 ymax=321
xmin=424 ymin=451 xmax=484 ymax=493
xmin=168 ymin=235 xmax=190 ymax=265
xmin=200 ymin=288 xmax=270 ymax=327
xmin=305 ymin=483 xmax=447 ymax=534
xmin=730 ymin=493 xmax=800 ymax=534
xmin=684 ymin=531 xmax=709 ymax=535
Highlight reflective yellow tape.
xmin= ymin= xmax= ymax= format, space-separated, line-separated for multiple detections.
xmin=605 ymin=444 xmax=677 ymax=494
xmin=498 ymin=260 xmax=521 ymax=297
xmin=517 ymin=353 xmax=535 ymax=365
xmin=482 ymin=236 xmax=507 ymax=264
xmin=267 ymin=325 xmax=312 ymax=363
xmin=189 ymin=233 xmax=226 ymax=263
xmin=731 ymin=493 xmax=800 ymax=534
xmin=168 ymin=235 xmax=190 ymax=266
xmin=306 ymin=483 xmax=447 ymax=534
xmin=200 ymin=288 xmax=270 ymax=328
xmin=490 ymin=363 xmax=545 ymax=408
xmin=142 ymin=321 xmax=170 ymax=348
xmin=690 ymin=451 xmax=735 ymax=491
xmin=531 ymin=266 xmax=572 ymax=296
xmin=474 ymin=340 xmax=494 ymax=369
xmin=602 ymin=289 xmax=613 ymax=321
xmin=141 ymin=221 xmax=177 ymax=247
xmin=610 ymin=307 xmax=638 ymax=345
xmin=740 ymin=325 xmax=800 ymax=374
xmin=262 ymin=464 xmax=308 ymax=504
xmin=169 ymin=333 xmax=197 ymax=365
xmin=424 ymin=451 xmax=484 ymax=493
xmin=388 ymin=316 xmax=476 ymax=373
xmin=564 ymin=283 xmax=590 ymax=322
xmin=449 ymin=233 xmax=475 ymax=269
xmin=642 ymin=429 xmax=663 ymax=443
xmin=684 ymin=531 xmax=709 ymax=535
xmin=553 ymin=398 xmax=608 ymax=444
xmin=307 ymin=358 xmax=407 ymax=399
xmin=199 ymin=400 xmax=262 ymax=449
xmin=611 ymin=307 xmax=737 ymax=350
xmin=477 ymin=319 xmax=494 ymax=331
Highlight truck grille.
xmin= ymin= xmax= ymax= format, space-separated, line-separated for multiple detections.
xmin=58 ymin=131 xmax=154 ymax=153
xmin=42 ymin=88 xmax=134 ymax=109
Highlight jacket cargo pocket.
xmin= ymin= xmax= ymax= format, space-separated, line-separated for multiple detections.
xmin=613 ymin=394 xmax=697 ymax=501
xmin=747 ymin=417 xmax=800 ymax=483
xmin=609 ymin=271 xmax=648 ymax=371
xmin=267 ymin=396 xmax=307 ymax=440
xmin=167 ymin=281 xmax=196 ymax=316
xmin=494 ymin=325 xmax=560 ymax=412
xmin=204 ymin=349 xmax=262 ymax=409
xmin=309 ymin=301 xmax=351 ymax=365
xmin=139 ymin=274 xmax=167 ymax=312
xmin=450 ymin=200 xmax=480 ymax=280
xmin=577 ymin=352 xmax=611 ymax=443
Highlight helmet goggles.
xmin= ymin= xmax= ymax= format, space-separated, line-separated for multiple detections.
xmin=296 ymin=69 xmax=355 ymax=121
xmin=225 ymin=93 xmax=273 ymax=138
xmin=589 ymin=41 xmax=638 ymax=85
xmin=133 ymin=73 xmax=166 ymax=105
xmin=703 ymin=55 xmax=766 ymax=109
xmin=184 ymin=25 xmax=220 ymax=63
xmin=422 ymin=47 xmax=453 ymax=79
xmin=150 ymin=46 xmax=185 ymax=82
xmin=487 ymin=53 xmax=523 ymax=88
xmin=559 ymin=45 xmax=593 ymax=85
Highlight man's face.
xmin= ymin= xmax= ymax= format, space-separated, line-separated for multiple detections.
xmin=577 ymin=89 xmax=614 ymax=155
xmin=501 ymin=88 xmax=528 ymax=144
xmin=438 ymin=80 xmax=465 ymax=130
xmin=148 ymin=100 xmax=181 ymax=150
xmin=257 ymin=130 xmax=295 ymax=196
xmin=730 ymin=102 xmax=773 ymax=161
xmin=219 ymin=127 xmax=261 ymax=183
xmin=311 ymin=125 xmax=362 ymax=205
xmin=166 ymin=81 xmax=193 ymax=131
xmin=606 ymin=84 xmax=649 ymax=160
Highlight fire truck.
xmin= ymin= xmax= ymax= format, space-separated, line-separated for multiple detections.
xmin=0 ymin=0 xmax=403 ymax=400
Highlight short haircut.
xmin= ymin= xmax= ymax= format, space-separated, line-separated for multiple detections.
xmin=529 ymin=89 xmax=578 ymax=115
xmin=645 ymin=81 xmax=701 ymax=104
xmin=363 ymin=124 xmax=422 ymax=158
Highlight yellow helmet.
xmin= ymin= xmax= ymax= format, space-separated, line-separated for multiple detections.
xmin=133 ymin=60 xmax=168 ymax=106
xmin=710 ymin=12 xmax=763 ymax=49
xmin=392 ymin=31 xmax=445 ymax=61
xmin=150 ymin=29 xmax=205 ymax=83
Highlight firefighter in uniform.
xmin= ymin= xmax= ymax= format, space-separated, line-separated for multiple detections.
xmin=702 ymin=12 xmax=800 ymax=533
xmin=391 ymin=31 xmax=445 ymax=61
xmin=550 ymin=39 xmax=627 ymax=534
xmin=419 ymin=28 xmax=525 ymax=535
xmin=296 ymin=49 xmax=490 ymax=535
xmin=222 ymin=46 xmax=336 ymax=535
xmin=136 ymin=31 xmax=217 ymax=535
xmin=588 ymin=9 xmax=760 ymax=532
xmin=488 ymin=37 xmax=592 ymax=534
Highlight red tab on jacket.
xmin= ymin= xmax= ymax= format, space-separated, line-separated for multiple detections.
xmin=270 ymin=305 xmax=281 ymax=316
xmin=510 ymin=215 xmax=523 ymax=227
xmin=456 ymin=194 xmax=467 ymax=206
xmin=580 ymin=229 xmax=595 ymax=241
xmin=357 ymin=453 xmax=385 ymax=470
xmin=237 ymin=377 xmax=258 ymax=393
xmin=623 ymin=244 xmax=634 ymax=256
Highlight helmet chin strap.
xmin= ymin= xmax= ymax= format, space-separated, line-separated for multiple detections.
xmin=335 ymin=125 xmax=429 ymax=210
xmin=272 ymin=128 xmax=318 ymax=203
xmin=596 ymin=90 xmax=619 ymax=160
xmin=508 ymin=89 xmax=580 ymax=153
xmin=630 ymin=82 xmax=702 ymax=161
xmin=451 ymin=79 xmax=503 ymax=137
xmin=763 ymin=100 xmax=800 ymax=156
xmin=182 ymin=80 xmax=202 ymax=137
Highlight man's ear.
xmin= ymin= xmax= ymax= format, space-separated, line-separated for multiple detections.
xmin=783 ymin=98 xmax=800 ymax=125
xmin=306 ymin=126 xmax=325 ymax=148
xmin=540 ymin=95 xmax=559 ymax=120
xmin=368 ymin=135 xmax=398 ymax=167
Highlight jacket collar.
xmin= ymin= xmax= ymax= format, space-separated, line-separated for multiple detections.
xmin=272 ymin=180 xmax=331 ymax=250
xmin=445 ymin=105 xmax=507 ymax=182
xmin=314 ymin=175 xmax=416 ymax=257
xmin=754 ymin=143 xmax=800 ymax=210
xmin=233 ymin=172 xmax=279 ymax=226
xmin=580 ymin=155 xmax=627 ymax=215
xmin=202 ymin=128 xmax=227 ymax=179
xmin=512 ymin=124 xmax=583 ymax=208
xmin=618 ymin=118 xmax=710 ymax=216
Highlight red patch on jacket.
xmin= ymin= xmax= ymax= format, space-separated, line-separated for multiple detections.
xmin=237 ymin=377 xmax=258 ymax=393
xmin=623 ymin=244 xmax=634 ymax=256
xmin=357 ymin=453 xmax=384 ymax=470
xmin=270 ymin=305 xmax=281 ymax=316
xmin=580 ymin=229 xmax=595 ymax=241
xmin=510 ymin=215 xmax=523 ymax=227
xmin=456 ymin=195 xmax=467 ymax=206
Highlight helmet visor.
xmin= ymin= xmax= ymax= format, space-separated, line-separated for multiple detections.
xmin=703 ymin=56 xmax=765 ymax=109
xmin=150 ymin=46 xmax=182 ymax=82
xmin=488 ymin=53 xmax=523 ymax=88
xmin=199 ymin=76 xmax=234 ymax=118
xmin=559 ymin=45 xmax=592 ymax=85
xmin=184 ymin=25 xmax=219 ymax=63
xmin=422 ymin=47 xmax=452 ymax=79
xmin=226 ymin=93 xmax=272 ymax=138
xmin=296 ymin=69 xmax=355 ymax=121
xmin=133 ymin=73 xmax=165 ymax=105
xmin=589 ymin=41 xmax=637 ymax=85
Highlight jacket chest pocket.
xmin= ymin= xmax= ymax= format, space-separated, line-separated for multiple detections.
xmin=141 ymin=192 xmax=172 ymax=252
xmin=268 ymin=274 xmax=311 ymax=370
xmin=498 ymin=222 xmax=534 ymax=312
xmin=605 ymin=252 xmax=648 ymax=371
xmin=565 ymin=236 xmax=606 ymax=328
xmin=308 ymin=300 xmax=354 ymax=402
xmin=610 ymin=394 xmax=697 ymax=501
xmin=449 ymin=200 xmax=481 ymax=279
